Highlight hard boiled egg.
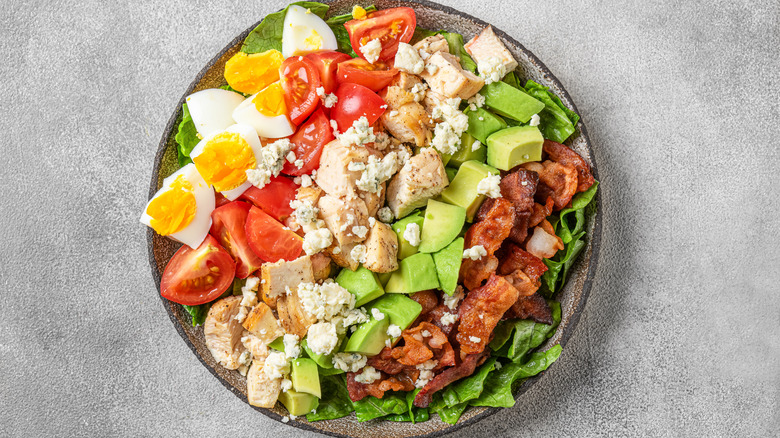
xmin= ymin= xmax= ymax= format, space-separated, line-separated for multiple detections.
xmin=141 ymin=163 xmax=215 ymax=249
xmin=232 ymin=82 xmax=295 ymax=139
xmin=282 ymin=5 xmax=338 ymax=58
xmin=186 ymin=88 xmax=245 ymax=138
xmin=189 ymin=124 xmax=264 ymax=200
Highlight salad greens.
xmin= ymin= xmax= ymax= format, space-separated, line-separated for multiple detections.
xmin=491 ymin=301 xmax=561 ymax=362
xmin=306 ymin=375 xmax=353 ymax=421
xmin=241 ymin=1 xmax=329 ymax=54
xmin=354 ymin=392 xmax=408 ymax=421
xmin=523 ymin=80 xmax=580 ymax=143
xmin=182 ymin=303 xmax=209 ymax=326
xmin=440 ymin=357 xmax=497 ymax=407
xmin=174 ymin=103 xmax=198 ymax=167
xmin=441 ymin=32 xmax=477 ymax=73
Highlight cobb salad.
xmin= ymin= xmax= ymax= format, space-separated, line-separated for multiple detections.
xmin=143 ymin=2 xmax=598 ymax=425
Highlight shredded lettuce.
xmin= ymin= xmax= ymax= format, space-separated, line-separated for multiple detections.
xmin=523 ymin=80 xmax=580 ymax=143
xmin=241 ymin=2 xmax=329 ymax=54
xmin=307 ymin=375 xmax=354 ymax=421
xmin=174 ymin=103 xmax=198 ymax=167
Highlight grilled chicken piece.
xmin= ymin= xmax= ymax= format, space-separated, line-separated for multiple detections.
xmin=464 ymin=26 xmax=518 ymax=73
xmin=296 ymin=185 xmax=324 ymax=206
xmin=386 ymin=148 xmax=449 ymax=218
xmin=276 ymin=285 xmax=317 ymax=339
xmin=315 ymin=139 xmax=370 ymax=197
xmin=414 ymin=35 xmax=450 ymax=57
xmin=204 ymin=296 xmax=247 ymax=370
xmin=241 ymin=332 xmax=269 ymax=358
xmin=327 ymin=240 xmax=360 ymax=271
xmin=363 ymin=221 xmax=399 ymax=273
xmin=392 ymin=71 xmax=424 ymax=92
xmin=318 ymin=194 xmax=369 ymax=246
xmin=241 ymin=302 xmax=283 ymax=344
xmin=247 ymin=353 xmax=281 ymax=408
xmin=260 ymin=255 xmax=315 ymax=308
xmin=310 ymin=252 xmax=333 ymax=281
xmin=380 ymin=100 xmax=431 ymax=147
xmin=358 ymin=184 xmax=386 ymax=218
xmin=420 ymin=52 xmax=483 ymax=100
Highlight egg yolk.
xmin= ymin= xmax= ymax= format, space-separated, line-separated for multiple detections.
xmin=224 ymin=50 xmax=284 ymax=94
xmin=252 ymin=82 xmax=287 ymax=117
xmin=304 ymin=29 xmax=323 ymax=51
xmin=192 ymin=132 xmax=257 ymax=192
xmin=352 ymin=5 xmax=367 ymax=20
xmin=147 ymin=176 xmax=197 ymax=236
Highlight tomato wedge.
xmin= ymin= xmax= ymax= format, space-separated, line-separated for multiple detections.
xmin=160 ymin=235 xmax=236 ymax=306
xmin=345 ymin=7 xmax=416 ymax=61
xmin=239 ymin=175 xmax=299 ymax=220
xmin=337 ymin=58 xmax=398 ymax=92
xmin=331 ymin=83 xmax=387 ymax=132
xmin=214 ymin=192 xmax=231 ymax=208
xmin=245 ymin=206 xmax=303 ymax=263
xmin=281 ymin=108 xmax=334 ymax=176
xmin=210 ymin=201 xmax=263 ymax=279
xmin=305 ymin=51 xmax=352 ymax=94
xmin=281 ymin=56 xmax=322 ymax=125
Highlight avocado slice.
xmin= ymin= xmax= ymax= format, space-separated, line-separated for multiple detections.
xmin=366 ymin=293 xmax=423 ymax=330
xmin=466 ymin=107 xmax=507 ymax=144
xmin=402 ymin=252 xmax=440 ymax=292
xmin=486 ymin=125 xmax=544 ymax=170
xmin=336 ymin=266 xmax=385 ymax=307
xmin=384 ymin=269 xmax=405 ymax=293
xmin=482 ymin=81 xmax=545 ymax=123
xmin=419 ymin=199 xmax=466 ymax=253
xmin=449 ymin=132 xmax=486 ymax=168
xmin=377 ymin=271 xmax=392 ymax=287
xmin=301 ymin=337 xmax=342 ymax=369
xmin=343 ymin=316 xmax=390 ymax=356
xmin=440 ymin=160 xmax=500 ymax=222
xmin=433 ymin=237 xmax=464 ymax=295
xmin=278 ymin=390 xmax=319 ymax=416
xmin=392 ymin=212 xmax=425 ymax=260
xmin=268 ymin=337 xmax=284 ymax=352
xmin=291 ymin=358 xmax=321 ymax=398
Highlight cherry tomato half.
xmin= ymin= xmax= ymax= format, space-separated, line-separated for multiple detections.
xmin=210 ymin=201 xmax=264 ymax=279
xmin=239 ymin=175 xmax=299 ymax=220
xmin=305 ymin=51 xmax=352 ymax=94
xmin=281 ymin=56 xmax=322 ymax=125
xmin=345 ymin=7 xmax=416 ymax=61
xmin=331 ymin=83 xmax=387 ymax=132
xmin=282 ymin=108 xmax=335 ymax=176
xmin=160 ymin=235 xmax=236 ymax=306
xmin=245 ymin=206 xmax=303 ymax=263
xmin=337 ymin=58 xmax=398 ymax=92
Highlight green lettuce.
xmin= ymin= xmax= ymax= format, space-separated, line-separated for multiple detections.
xmin=353 ymin=392 xmax=407 ymax=422
xmin=441 ymin=32 xmax=476 ymax=73
xmin=174 ymin=103 xmax=198 ymax=167
xmin=325 ymin=5 xmax=377 ymax=58
xmin=307 ymin=375 xmax=354 ymax=421
xmin=241 ymin=2 xmax=329 ymax=54
xmin=502 ymin=71 xmax=523 ymax=89
xmin=384 ymin=389 xmax=428 ymax=423
xmin=557 ymin=181 xmax=599 ymax=244
xmin=440 ymin=358 xmax=497 ymax=407
xmin=523 ymin=80 xmax=580 ymax=143
xmin=491 ymin=302 xmax=561 ymax=362
xmin=436 ymin=401 xmax=469 ymax=424
xmin=182 ymin=303 xmax=209 ymax=326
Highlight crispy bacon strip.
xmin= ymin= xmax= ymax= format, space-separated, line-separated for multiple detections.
xmin=498 ymin=243 xmax=548 ymax=283
xmin=412 ymin=350 xmax=490 ymax=408
xmin=425 ymin=304 xmax=458 ymax=336
xmin=529 ymin=197 xmax=554 ymax=228
xmin=543 ymin=140 xmax=595 ymax=193
xmin=347 ymin=369 xmax=417 ymax=401
xmin=456 ymin=273 xmax=519 ymax=358
xmin=523 ymin=161 xmax=578 ymax=211
xmin=391 ymin=322 xmax=455 ymax=368
xmin=505 ymin=292 xmax=553 ymax=325
xmin=460 ymin=198 xmax=515 ymax=290
xmin=367 ymin=347 xmax=405 ymax=375
xmin=410 ymin=290 xmax=439 ymax=321
xmin=497 ymin=169 xmax=539 ymax=244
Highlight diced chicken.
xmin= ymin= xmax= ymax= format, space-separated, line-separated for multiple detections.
xmin=316 ymin=139 xmax=370 ymax=197
xmin=422 ymin=90 xmax=447 ymax=115
xmin=310 ymin=252 xmax=333 ymax=281
xmin=318 ymin=194 xmax=369 ymax=246
xmin=414 ymin=35 xmax=450 ymax=57
xmin=327 ymin=241 xmax=360 ymax=271
xmin=420 ymin=52 xmax=483 ymax=100
xmin=363 ymin=221 xmax=399 ymax=273
xmin=464 ymin=26 xmax=518 ymax=73
xmin=260 ymin=255 xmax=315 ymax=308
xmin=359 ymin=185 xmax=385 ymax=218
xmin=296 ymin=185 xmax=323 ymax=206
xmin=392 ymin=72 xmax=423 ymax=92
xmin=276 ymin=284 xmax=317 ymax=338
xmin=386 ymin=148 xmax=449 ymax=218
xmin=204 ymin=296 xmax=247 ymax=370
xmin=241 ymin=332 xmax=270 ymax=358
xmin=247 ymin=356 xmax=281 ymax=408
xmin=241 ymin=302 xmax=284 ymax=344
xmin=380 ymin=91 xmax=431 ymax=147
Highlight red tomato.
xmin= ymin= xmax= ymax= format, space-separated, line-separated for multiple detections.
xmin=336 ymin=58 xmax=398 ymax=92
xmin=331 ymin=83 xmax=387 ymax=132
xmin=210 ymin=201 xmax=264 ymax=279
xmin=281 ymin=56 xmax=322 ymax=125
xmin=345 ymin=7 xmax=416 ymax=61
xmin=282 ymin=108 xmax=334 ymax=176
xmin=160 ymin=235 xmax=236 ymax=305
xmin=214 ymin=192 xmax=231 ymax=208
xmin=239 ymin=175 xmax=299 ymax=221
xmin=305 ymin=51 xmax=352 ymax=94
xmin=245 ymin=206 xmax=303 ymax=263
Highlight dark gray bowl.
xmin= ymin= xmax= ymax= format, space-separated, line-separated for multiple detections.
xmin=146 ymin=1 xmax=601 ymax=436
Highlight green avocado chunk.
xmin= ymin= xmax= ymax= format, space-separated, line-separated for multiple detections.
xmin=377 ymin=271 xmax=393 ymax=287
xmin=366 ymin=293 xmax=423 ymax=330
xmin=343 ymin=316 xmax=390 ymax=356
xmin=291 ymin=358 xmax=321 ymax=398
xmin=449 ymin=132 xmax=486 ymax=169
xmin=486 ymin=125 xmax=544 ymax=170
xmin=278 ymin=390 xmax=319 ymax=416
xmin=419 ymin=199 xmax=466 ymax=253
xmin=336 ymin=266 xmax=385 ymax=307
xmin=268 ymin=337 xmax=284 ymax=352
xmin=433 ymin=237 xmax=464 ymax=295
xmin=482 ymin=81 xmax=545 ymax=123
xmin=466 ymin=107 xmax=507 ymax=144
xmin=404 ymin=252 xmax=440 ymax=292
xmin=392 ymin=212 xmax=425 ymax=260
xmin=440 ymin=160 xmax=500 ymax=222
xmin=301 ymin=337 xmax=342 ymax=369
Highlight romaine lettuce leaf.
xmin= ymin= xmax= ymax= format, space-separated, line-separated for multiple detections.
xmin=502 ymin=71 xmax=523 ymax=89
xmin=385 ymin=390 xmax=428 ymax=423
xmin=182 ymin=303 xmax=209 ymax=326
xmin=174 ymin=103 xmax=198 ymax=167
xmin=353 ymin=392 xmax=407 ymax=422
xmin=441 ymin=32 xmax=476 ymax=73
xmin=440 ymin=358 xmax=497 ymax=407
xmin=241 ymin=2 xmax=329 ymax=54
xmin=523 ymin=80 xmax=579 ymax=143
xmin=306 ymin=375 xmax=354 ymax=421
xmin=491 ymin=301 xmax=561 ymax=362
xmin=436 ymin=401 xmax=469 ymax=424
xmin=557 ymin=181 xmax=599 ymax=244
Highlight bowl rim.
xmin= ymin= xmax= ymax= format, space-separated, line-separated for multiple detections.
xmin=147 ymin=1 xmax=602 ymax=436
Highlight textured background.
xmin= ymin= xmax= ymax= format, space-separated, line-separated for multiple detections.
xmin=1 ymin=0 xmax=778 ymax=436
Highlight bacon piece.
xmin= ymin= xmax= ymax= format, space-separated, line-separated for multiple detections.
xmin=456 ymin=273 xmax=519 ymax=357
xmin=505 ymin=292 xmax=553 ymax=325
xmin=529 ymin=197 xmax=554 ymax=228
xmin=347 ymin=368 xmax=417 ymax=401
xmin=543 ymin=140 xmax=595 ymax=193
xmin=425 ymin=304 xmax=458 ymax=336
xmin=523 ymin=161 xmax=578 ymax=211
xmin=460 ymin=198 xmax=515 ymax=290
xmin=410 ymin=290 xmax=439 ymax=317
xmin=367 ymin=347 xmax=406 ymax=375
xmin=526 ymin=219 xmax=564 ymax=259
xmin=498 ymin=243 xmax=548 ymax=282
xmin=413 ymin=350 xmax=490 ymax=408
xmin=391 ymin=322 xmax=456 ymax=368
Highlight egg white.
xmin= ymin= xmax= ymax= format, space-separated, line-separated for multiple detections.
xmin=282 ymin=5 xmax=338 ymax=58
xmin=232 ymin=92 xmax=295 ymax=139
xmin=186 ymin=88 xmax=245 ymax=138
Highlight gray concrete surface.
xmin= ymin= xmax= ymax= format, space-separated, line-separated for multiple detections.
xmin=1 ymin=0 xmax=778 ymax=436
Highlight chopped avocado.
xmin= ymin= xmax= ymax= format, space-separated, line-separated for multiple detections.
xmin=301 ymin=337 xmax=342 ymax=369
xmin=440 ymin=151 xmax=452 ymax=167
xmin=449 ymin=132 xmax=487 ymax=168
xmin=367 ymin=293 xmax=423 ymax=330
xmin=384 ymin=269 xmax=405 ymax=293
xmin=445 ymin=166 xmax=458 ymax=182
xmin=343 ymin=316 xmax=390 ymax=356
xmin=440 ymin=160 xmax=500 ymax=221
xmin=291 ymin=358 xmax=321 ymax=398
xmin=419 ymin=199 xmax=466 ymax=253
xmin=392 ymin=212 xmax=425 ymax=260
xmin=486 ymin=125 xmax=544 ymax=170
xmin=377 ymin=271 xmax=392 ymax=287
xmin=402 ymin=252 xmax=440 ymax=292
xmin=433 ymin=237 xmax=464 ymax=295
xmin=482 ymin=81 xmax=545 ymax=123
xmin=336 ymin=266 xmax=385 ymax=307
xmin=268 ymin=337 xmax=284 ymax=352
xmin=278 ymin=390 xmax=319 ymax=416
xmin=466 ymin=107 xmax=507 ymax=144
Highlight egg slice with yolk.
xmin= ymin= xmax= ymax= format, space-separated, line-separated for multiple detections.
xmin=232 ymin=82 xmax=295 ymax=139
xmin=140 ymin=163 xmax=215 ymax=249
xmin=223 ymin=50 xmax=284 ymax=95
xmin=185 ymin=88 xmax=245 ymax=138
xmin=281 ymin=5 xmax=338 ymax=58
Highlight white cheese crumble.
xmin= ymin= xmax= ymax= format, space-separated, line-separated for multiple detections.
xmin=238 ymin=350 xmax=252 ymax=367
xmin=315 ymin=86 xmax=338 ymax=108
xmin=467 ymin=93 xmax=485 ymax=111
xmin=263 ymin=350 xmax=290 ymax=380
xmin=352 ymin=225 xmax=368 ymax=239
xmin=410 ymin=82 xmax=427 ymax=102
xmin=297 ymin=281 xmax=356 ymax=321
xmin=299 ymin=174 xmax=313 ymax=187
xmin=443 ymin=286 xmax=464 ymax=311
xmin=394 ymin=42 xmax=425 ymax=74
xmin=359 ymin=38 xmax=382 ymax=64
xmin=371 ymin=308 xmax=386 ymax=321
xmin=440 ymin=312 xmax=458 ymax=326
xmin=303 ymin=227 xmax=333 ymax=255
xmin=431 ymin=98 xmax=469 ymax=155
xmin=368 ymin=217 xmax=376 ymax=227
xmin=377 ymin=207 xmax=394 ymax=223
xmin=478 ymin=56 xmax=507 ymax=85
xmin=469 ymin=336 xmax=482 ymax=343
xmin=281 ymin=416 xmax=289 ymax=423
xmin=348 ymin=161 xmax=366 ymax=172
xmin=415 ymin=359 xmax=438 ymax=388
xmin=356 ymin=152 xmax=399 ymax=193
xmin=281 ymin=378 xmax=293 ymax=392
xmin=332 ymin=352 xmax=367 ymax=373
xmin=463 ymin=245 xmax=487 ymax=260
xmin=425 ymin=63 xmax=439 ymax=75
xmin=529 ymin=113 xmax=540 ymax=126
xmin=245 ymin=138 xmax=292 ymax=189
xmin=338 ymin=116 xmax=376 ymax=147
xmin=350 ymin=244 xmax=367 ymax=263
xmin=471 ymin=140 xmax=482 ymax=152
xmin=403 ymin=222 xmax=421 ymax=247
xmin=306 ymin=322 xmax=339 ymax=355
xmin=421 ymin=330 xmax=431 ymax=338
xmin=354 ymin=365 xmax=382 ymax=384
xmin=234 ymin=306 xmax=248 ymax=323
xmin=386 ymin=324 xmax=402 ymax=338
xmin=289 ymin=199 xmax=319 ymax=232
xmin=283 ymin=334 xmax=301 ymax=359
xmin=240 ymin=276 xmax=259 ymax=307
xmin=477 ymin=173 xmax=502 ymax=198
xmin=495 ymin=361 xmax=502 ymax=370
